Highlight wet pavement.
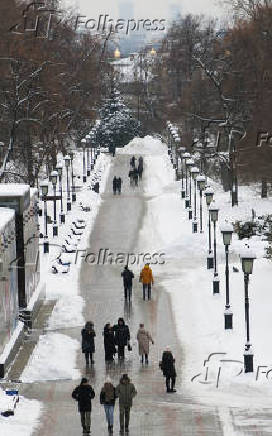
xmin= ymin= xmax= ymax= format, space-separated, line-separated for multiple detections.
xmin=7 ymin=153 xmax=269 ymax=435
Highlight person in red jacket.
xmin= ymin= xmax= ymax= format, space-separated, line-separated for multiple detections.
xmin=139 ymin=263 xmax=154 ymax=300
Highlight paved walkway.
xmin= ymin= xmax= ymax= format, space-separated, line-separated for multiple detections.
xmin=7 ymin=153 xmax=244 ymax=435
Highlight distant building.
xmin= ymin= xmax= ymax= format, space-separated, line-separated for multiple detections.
xmin=118 ymin=1 xmax=134 ymax=20
xmin=169 ymin=3 xmax=182 ymax=22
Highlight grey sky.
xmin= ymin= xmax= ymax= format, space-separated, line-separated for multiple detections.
xmin=64 ymin=0 xmax=226 ymax=21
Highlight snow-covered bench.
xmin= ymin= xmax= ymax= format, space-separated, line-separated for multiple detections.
xmin=0 ymin=388 xmax=19 ymax=417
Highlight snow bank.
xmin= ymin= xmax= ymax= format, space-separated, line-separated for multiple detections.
xmin=0 ymin=388 xmax=41 ymax=436
xmin=21 ymin=333 xmax=80 ymax=382
xmin=47 ymin=295 xmax=85 ymax=329
xmin=118 ymin=135 xmax=167 ymax=156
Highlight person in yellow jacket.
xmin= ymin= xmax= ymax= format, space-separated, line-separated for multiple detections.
xmin=139 ymin=263 xmax=154 ymax=301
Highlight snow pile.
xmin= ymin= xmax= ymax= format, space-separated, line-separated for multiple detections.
xmin=118 ymin=135 xmax=167 ymax=156
xmin=0 ymin=388 xmax=41 ymax=436
xmin=48 ymin=295 xmax=85 ymax=329
xmin=21 ymin=333 xmax=80 ymax=382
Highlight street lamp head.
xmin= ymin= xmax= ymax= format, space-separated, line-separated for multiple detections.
xmin=209 ymin=201 xmax=219 ymax=222
xmin=240 ymin=248 xmax=256 ymax=274
xmin=196 ymin=175 xmax=206 ymax=191
xmin=221 ymin=223 xmax=234 ymax=246
xmin=56 ymin=162 xmax=63 ymax=177
xmin=51 ymin=170 xmax=58 ymax=186
xmin=40 ymin=181 xmax=49 ymax=196
xmin=204 ymin=188 xmax=214 ymax=206
xmin=190 ymin=167 xmax=200 ymax=180
xmin=64 ymin=155 xmax=71 ymax=168
xmin=186 ymin=158 xmax=194 ymax=168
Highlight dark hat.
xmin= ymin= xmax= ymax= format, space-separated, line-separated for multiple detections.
xmin=81 ymin=377 xmax=88 ymax=384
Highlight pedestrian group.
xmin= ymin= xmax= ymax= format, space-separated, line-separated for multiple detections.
xmin=72 ymin=155 xmax=178 ymax=435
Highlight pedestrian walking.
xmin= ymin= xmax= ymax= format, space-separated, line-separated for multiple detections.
xmin=136 ymin=323 xmax=154 ymax=364
xmin=128 ymin=169 xmax=134 ymax=186
xmin=72 ymin=377 xmax=95 ymax=435
xmin=121 ymin=265 xmax=134 ymax=301
xmin=113 ymin=317 xmax=130 ymax=360
xmin=109 ymin=144 xmax=116 ymax=157
xmin=81 ymin=321 xmax=96 ymax=366
xmin=116 ymin=177 xmax=122 ymax=194
xmin=100 ymin=377 xmax=117 ymax=434
xmin=138 ymin=156 xmax=143 ymax=180
xmin=130 ymin=156 xmax=136 ymax=168
xmin=113 ymin=177 xmax=117 ymax=195
xmin=133 ymin=168 xmax=139 ymax=187
xmin=159 ymin=347 xmax=177 ymax=393
xmin=139 ymin=263 xmax=154 ymax=300
xmin=116 ymin=374 xmax=137 ymax=434
xmin=103 ymin=323 xmax=116 ymax=362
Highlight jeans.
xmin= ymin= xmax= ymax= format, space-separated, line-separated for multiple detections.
xmin=119 ymin=404 xmax=130 ymax=430
xmin=141 ymin=353 xmax=148 ymax=363
xmin=143 ymin=283 xmax=151 ymax=300
xmin=124 ymin=285 xmax=132 ymax=300
xmin=80 ymin=411 xmax=91 ymax=432
xmin=104 ymin=404 xmax=114 ymax=426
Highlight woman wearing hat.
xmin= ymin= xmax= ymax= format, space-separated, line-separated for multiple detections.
xmin=81 ymin=321 xmax=96 ymax=366
xmin=160 ymin=346 xmax=177 ymax=393
xmin=100 ymin=377 xmax=117 ymax=434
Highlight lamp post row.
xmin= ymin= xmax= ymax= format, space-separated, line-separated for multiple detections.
xmin=166 ymin=121 xmax=257 ymax=374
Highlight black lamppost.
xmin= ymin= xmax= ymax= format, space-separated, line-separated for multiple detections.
xmin=86 ymin=134 xmax=91 ymax=176
xmin=209 ymin=202 xmax=220 ymax=294
xmin=183 ymin=152 xmax=191 ymax=206
xmin=190 ymin=167 xmax=200 ymax=233
xmin=174 ymin=136 xmax=180 ymax=178
xmin=56 ymin=162 xmax=65 ymax=224
xmin=186 ymin=158 xmax=194 ymax=218
xmin=81 ymin=138 xmax=87 ymax=182
xmin=240 ymin=249 xmax=256 ymax=373
xmin=179 ymin=147 xmax=186 ymax=198
xmin=69 ymin=152 xmax=76 ymax=202
xmin=221 ymin=224 xmax=234 ymax=329
xmin=196 ymin=176 xmax=206 ymax=233
xmin=90 ymin=131 xmax=95 ymax=169
xmin=205 ymin=188 xmax=214 ymax=269
xmin=51 ymin=170 xmax=58 ymax=237
xmin=64 ymin=154 xmax=71 ymax=212
xmin=40 ymin=181 xmax=49 ymax=253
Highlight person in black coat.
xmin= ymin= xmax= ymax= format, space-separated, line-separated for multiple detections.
xmin=121 ymin=265 xmax=134 ymax=301
xmin=113 ymin=317 xmax=130 ymax=360
xmin=130 ymin=156 xmax=136 ymax=168
xmin=116 ymin=177 xmax=122 ymax=194
xmin=103 ymin=323 xmax=116 ymax=362
xmin=160 ymin=347 xmax=177 ymax=393
xmin=81 ymin=321 xmax=96 ymax=366
xmin=133 ymin=168 xmax=139 ymax=187
xmin=113 ymin=177 xmax=117 ymax=195
xmin=72 ymin=377 xmax=95 ymax=434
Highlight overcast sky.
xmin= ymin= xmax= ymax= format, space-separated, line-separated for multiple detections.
xmin=64 ymin=0 xmax=226 ymax=21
